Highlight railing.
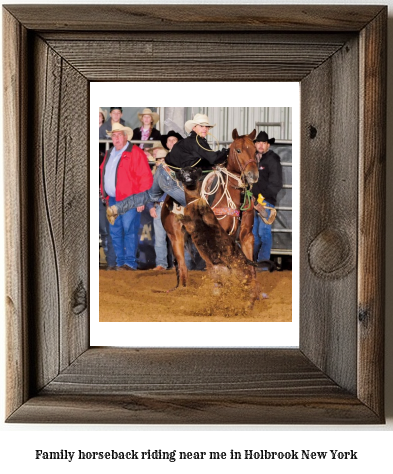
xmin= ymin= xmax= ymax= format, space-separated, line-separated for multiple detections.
xmin=99 ymin=139 xmax=162 ymax=164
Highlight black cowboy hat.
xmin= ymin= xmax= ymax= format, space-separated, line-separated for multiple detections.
xmin=160 ymin=130 xmax=184 ymax=150
xmin=254 ymin=131 xmax=275 ymax=145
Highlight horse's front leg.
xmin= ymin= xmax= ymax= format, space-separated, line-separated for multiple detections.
xmin=161 ymin=202 xmax=188 ymax=288
xmin=238 ymin=209 xmax=255 ymax=261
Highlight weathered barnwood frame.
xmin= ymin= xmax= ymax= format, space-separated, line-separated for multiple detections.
xmin=3 ymin=5 xmax=386 ymax=423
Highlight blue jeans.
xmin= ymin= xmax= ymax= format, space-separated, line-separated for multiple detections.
xmin=115 ymin=165 xmax=187 ymax=215
xmin=108 ymin=196 xmax=141 ymax=269
xmin=99 ymin=197 xmax=116 ymax=267
xmin=153 ymin=204 xmax=168 ymax=268
xmin=253 ymin=202 xmax=274 ymax=262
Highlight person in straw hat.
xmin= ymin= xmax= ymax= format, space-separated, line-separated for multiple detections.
xmin=165 ymin=113 xmax=228 ymax=170
xmin=133 ymin=108 xmax=161 ymax=149
xmin=100 ymin=123 xmax=153 ymax=270
xmin=106 ymin=112 xmax=228 ymax=220
xmin=251 ymin=131 xmax=282 ymax=269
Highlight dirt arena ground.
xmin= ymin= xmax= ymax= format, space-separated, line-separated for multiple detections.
xmin=99 ymin=268 xmax=292 ymax=322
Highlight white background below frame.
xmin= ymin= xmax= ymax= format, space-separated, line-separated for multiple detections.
xmin=90 ymin=82 xmax=300 ymax=348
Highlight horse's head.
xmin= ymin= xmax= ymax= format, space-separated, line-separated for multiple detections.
xmin=228 ymin=129 xmax=259 ymax=184
xmin=176 ymin=166 xmax=203 ymax=190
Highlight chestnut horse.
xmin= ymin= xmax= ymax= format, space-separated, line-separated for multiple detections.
xmin=161 ymin=129 xmax=258 ymax=289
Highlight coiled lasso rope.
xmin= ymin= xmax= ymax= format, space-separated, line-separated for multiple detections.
xmin=200 ymin=167 xmax=246 ymax=235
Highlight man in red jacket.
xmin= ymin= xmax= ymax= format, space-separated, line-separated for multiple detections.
xmin=100 ymin=124 xmax=153 ymax=270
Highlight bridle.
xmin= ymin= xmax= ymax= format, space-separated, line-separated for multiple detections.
xmin=229 ymin=138 xmax=257 ymax=181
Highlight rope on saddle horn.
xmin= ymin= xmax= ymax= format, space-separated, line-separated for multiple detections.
xmin=200 ymin=168 xmax=239 ymax=235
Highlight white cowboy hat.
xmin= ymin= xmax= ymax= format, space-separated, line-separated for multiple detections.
xmin=185 ymin=113 xmax=215 ymax=134
xmin=99 ymin=107 xmax=108 ymax=122
xmin=137 ymin=108 xmax=159 ymax=125
xmin=155 ymin=148 xmax=168 ymax=160
xmin=106 ymin=123 xmax=133 ymax=141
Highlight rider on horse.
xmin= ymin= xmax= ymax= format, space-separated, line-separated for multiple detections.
xmin=106 ymin=113 xmax=229 ymax=222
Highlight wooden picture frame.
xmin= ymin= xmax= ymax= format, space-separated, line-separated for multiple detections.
xmin=4 ymin=5 xmax=386 ymax=424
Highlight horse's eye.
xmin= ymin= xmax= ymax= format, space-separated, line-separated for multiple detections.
xmin=236 ymin=149 xmax=241 ymax=153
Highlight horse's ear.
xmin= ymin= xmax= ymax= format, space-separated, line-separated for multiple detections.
xmin=249 ymin=129 xmax=257 ymax=141
xmin=232 ymin=129 xmax=239 ymax=140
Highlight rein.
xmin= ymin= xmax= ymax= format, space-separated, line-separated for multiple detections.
xmin=240 ymin=189 xmax=254 ymax=211
xmin=229 ymin=139 xmax=257 ymax=181
xmin=187 ymin=197 xmax=202 ymax=206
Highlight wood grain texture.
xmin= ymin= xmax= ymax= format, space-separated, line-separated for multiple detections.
xmin=300 ymin=36 xmax=359 ymax=394
xmin=7 ymin=349 xmax=379 ymax=424
xmin=44 ymin=35 xmax=350 ymax=82
xmin=21 ymin=35 xmax=89 ymax=393
xmin=358 ymin=9 xmax=386 ymax=417
xmin=3 ymin=5 xmax=386 ymax=424
xmin=3 ymin=8 xmax=29 ymax=418
xmin=3 ymin=5 xmax=384 ymax=31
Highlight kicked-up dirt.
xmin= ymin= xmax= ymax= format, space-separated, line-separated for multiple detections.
xmin=99 ymin=268 xmax=292 ymax=322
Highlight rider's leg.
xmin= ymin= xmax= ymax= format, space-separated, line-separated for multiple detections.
xmin=114 ymin=189 xmax=151 ymax=215
xmin=153 ymin=165 xmax=187 ymax=207
xmin=112 ymin=165 xmax=187 ymax=217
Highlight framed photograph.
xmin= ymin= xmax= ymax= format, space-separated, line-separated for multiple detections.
xmin=94 ymin=95 xmax=299 ymax=346
xmin=4 ymin=5 xmax=386 ymax=424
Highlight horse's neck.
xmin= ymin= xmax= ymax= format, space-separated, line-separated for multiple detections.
xmin=226 ymin=152 xmax=241 ymax=176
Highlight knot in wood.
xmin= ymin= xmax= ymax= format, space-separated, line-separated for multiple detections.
xmin=309 ymin=125 xmax=317 ymax=139
xmin=308 ymin=228 xmax=354 ymax=279
xmin=73 ymin=281 xmax=87 ymax=315
xmin=358 ymin=306 xmax=370 ymax=326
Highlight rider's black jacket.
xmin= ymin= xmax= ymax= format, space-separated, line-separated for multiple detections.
xmin=165 ymin=131 xmax=228 ymax=171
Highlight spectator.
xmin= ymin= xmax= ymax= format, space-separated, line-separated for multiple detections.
xmin=99 ymin=150 xmax=117 ymax=270
xmin=100 ymin=123 xmax=153 ymax=270
xmin=251 ymin=131 xmax=283 ymax=267
xmin=99 ymin=107 xmax=125 ymax=139
xmin=133 ymin=108 xmax=161 ymax=149
xmin=160 ymin=130 xmax=183 ymax=151
xmin=146 ymin=148 xmax=171 ymax=271
xmin=99 ymin=108 xmax=107 ymax=127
